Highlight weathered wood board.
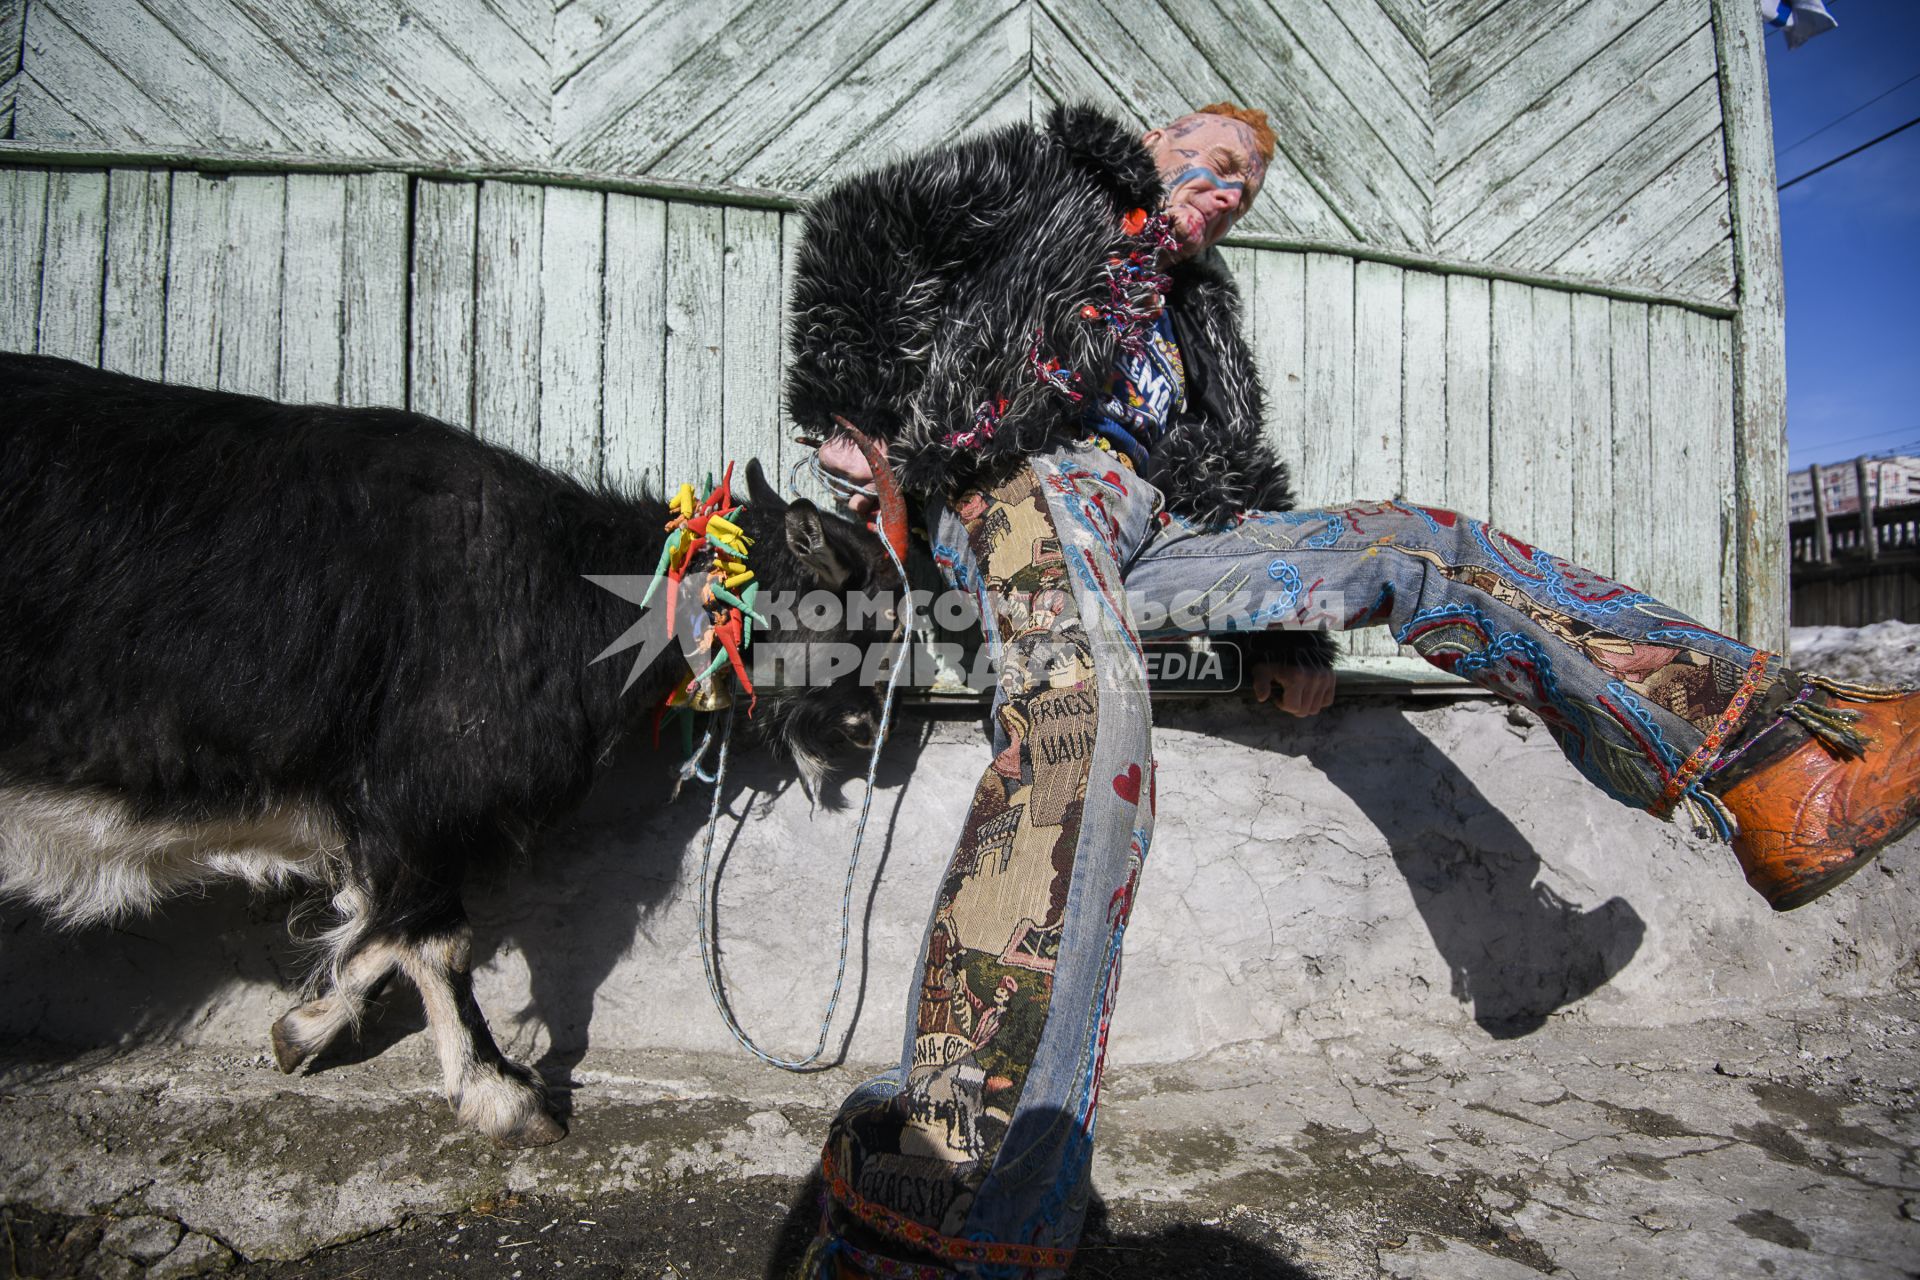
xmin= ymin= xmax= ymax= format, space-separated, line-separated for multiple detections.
xmin=0 ymin=161 xmax=1755 ymax=653
xmin=9 ymin=0 xmax=1747 ymax=307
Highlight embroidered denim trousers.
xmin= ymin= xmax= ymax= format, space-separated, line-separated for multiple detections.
xmin=807 ymin=442 xmax=1784 ymax=1278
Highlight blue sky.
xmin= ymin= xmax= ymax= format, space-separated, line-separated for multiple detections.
xmin=1769 ymin=0 xmax=1920 ymax=470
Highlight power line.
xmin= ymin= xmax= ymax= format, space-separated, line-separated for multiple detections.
xmin=1778 ymin=111 xmax=1920 ymax=189
xmin=1777 ymin=68 xmax=1920 ymax=155
xmin=1790 ymin=423 xmax=1920 ymax=452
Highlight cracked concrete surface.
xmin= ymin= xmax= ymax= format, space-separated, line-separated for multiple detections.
xmin=2 ymin=994 xmax=1916 ymax=1276
xmin=4 ymin=697 xmax=1919 ymax=1276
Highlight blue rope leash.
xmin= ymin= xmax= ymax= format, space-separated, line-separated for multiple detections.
xmin=691 ymin=467 xmax=915 ymax=1071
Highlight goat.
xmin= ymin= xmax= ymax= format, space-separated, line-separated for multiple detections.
xmin=0 ymin=353 xmax=896 ymax=1146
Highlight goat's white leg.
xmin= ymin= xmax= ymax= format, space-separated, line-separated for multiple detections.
xmin=270 ymin=938 xmax=401 ymax=1073
xmin=398 ymin=925 xmax=564 ymax=1148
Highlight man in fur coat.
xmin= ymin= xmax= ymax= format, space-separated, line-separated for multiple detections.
xmin=782 ymin=103 xmax=1920 ymax=1277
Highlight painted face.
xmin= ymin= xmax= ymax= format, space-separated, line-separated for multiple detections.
xmin=1141 ymin=113 xmax=1268 ymax=261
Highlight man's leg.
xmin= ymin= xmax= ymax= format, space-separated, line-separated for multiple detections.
xmin=1122 ymin=500 xmax=1914 ymax=904
xmin=807 ymin=455 xmax=1156 ymax=1276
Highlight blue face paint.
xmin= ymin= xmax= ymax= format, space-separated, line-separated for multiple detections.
xmin=1168 ymin=166 xmax=1244 ymax=194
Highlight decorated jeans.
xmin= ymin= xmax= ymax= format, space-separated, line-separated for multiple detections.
xmin=805 ymin=442 xmax=1786 ymax=1277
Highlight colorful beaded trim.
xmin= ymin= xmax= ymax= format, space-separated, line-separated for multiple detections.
xmin=1651 ymin=648 xmax=1775 ymax=820
xmin=641 ymin=463 xmax=770 ymax=750
xmin=819 ymin=1148 xmax=1076 ymax=1272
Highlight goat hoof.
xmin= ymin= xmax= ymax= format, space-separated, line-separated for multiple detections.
xmin=269 ymin=1015 xmax=309 ymax=1074
xmin=495 ymin=1109 xmax=567 ymax=1149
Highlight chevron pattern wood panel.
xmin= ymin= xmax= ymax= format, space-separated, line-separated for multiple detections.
xmin=6 ymin=0 xmax=1742 ymax=304
xmin=1 ymin=0 xmax=22 ymax=138
xmin=1033 ymin=0 xmax=1433 ymax=247
xmin=1433 ymin=0 xmax=1736 ymax=303
xmin=15 ymin=0 xmax=547 ymax=161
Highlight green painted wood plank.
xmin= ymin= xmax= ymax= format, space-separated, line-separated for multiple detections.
xmin=216 ymin=173 xmax=285 ymax=397
xmin=1646 ymin=303 xmax=1708 ymax=621
xmin=0 ymin=166 xmax=46 ymax=350
xmin=664 ymin=200 xmax=724 ymax=492
xmin=341 ymin=170 xmax=405 ymax=407
xmin=1529 ymin=286 xmax=1573 ymax=557
xmin=721 ymin=204 xmax=785 ymax=482
xmin=409 ymin=178 xmax=478 ymax=425
xmin=35 ymin=165 xmax=105 ymax=362
xmin=163 ymin=170 xmax=228 ymax=387
xmin=1712 ymin=0 xmax=1786 ymax=650
xmin=1353 ymin=259 xmax=1405 ymax=501
xmin=473 ymin=179 xmax=543 ymax=456
xmin=1443 ymin=276 xmax=1489 ymax=521
xmin=1302 ymin=251 xmax=1355 ymax=505
xmin=555 ymin=0 xmax=680 ymax=86
xmin=227 ymin=0 xmax=524 ymax=163
xmin=1337 ymin=0 xmax=1428 ymax=105
xmin=1431 ymin=0 xmax=1516 ymax=54
xmin=538 ymin=184 xmax=606 ymax=480
xmin=1487 ymin=278 xmax=1534 ymax=539
xmin=1401 ymin=268 xmax=1448 ymax=510
xmin=602 ymin=191 xmax=668 ymax=496
xmin=101 ymin=167 xmax=169 ymax=379
xmin=1612 ymin=182 xmax=1734 ymax=302
xmin=1246 ymin=248 xmax=1307 ymax=470
xmin=0 ymin=15 xmax=14 ymax=137
xmin=1351 ymin=260 xmax=1406 ymax=657
xmin=1369 ymin=0 xmax=1429 ymax=59
xmin=1607 ymin=299 xmax=1654 ymax=595
xmin=1442 ymin=273 xmax=1491 ymax=519
xmin=279 ymin=172 xmax=346 ymax=403
xmin=1570 ymin=291 xmax=1613 ymax=575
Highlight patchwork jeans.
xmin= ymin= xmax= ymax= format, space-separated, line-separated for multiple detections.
xmin=807 ymin=441 xmax=1785 ymax=1278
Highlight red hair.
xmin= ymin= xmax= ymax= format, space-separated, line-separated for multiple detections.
xmin=1188 ymin=102 xmax=1277 ymax=166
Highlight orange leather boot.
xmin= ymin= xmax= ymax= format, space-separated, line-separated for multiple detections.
xmin=1703 ymin=676 xmax=1920 ymax=911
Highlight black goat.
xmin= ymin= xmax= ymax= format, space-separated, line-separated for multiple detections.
xmin=0 ymin=353 xmax=893 ymax=1145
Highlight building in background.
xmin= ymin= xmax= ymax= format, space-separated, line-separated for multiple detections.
xmin=1789 ymin=455 xmax=1920 ymax=520
xmin=1788 ymin=453 xmax=1920 ymax=626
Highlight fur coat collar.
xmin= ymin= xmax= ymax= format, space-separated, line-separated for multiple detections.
xmin=784 ymin=103 xmax=1303 ymax=533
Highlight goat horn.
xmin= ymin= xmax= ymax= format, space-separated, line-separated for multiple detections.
xmin=832 ymin=415 xmax=909 ymax=565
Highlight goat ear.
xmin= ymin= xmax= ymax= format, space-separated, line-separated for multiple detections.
xmin=785 ymin=501 xmax=852 ymax=589
xmin=745 ymin=457 xmax=785 ymax=510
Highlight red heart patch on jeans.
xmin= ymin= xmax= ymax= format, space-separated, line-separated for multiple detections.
xmin=1112 ymin=764 xmax=1142 ymax=805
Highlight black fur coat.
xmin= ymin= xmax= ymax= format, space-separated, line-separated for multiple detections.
xmin=785 ymin=103 xmax=1335 ymax=669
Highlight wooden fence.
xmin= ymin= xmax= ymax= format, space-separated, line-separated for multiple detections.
xmin=1790 ymin=501 xmax=1920 ymax=627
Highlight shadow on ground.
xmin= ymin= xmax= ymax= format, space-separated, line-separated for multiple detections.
xmin=1200 ymin=700 xmax=1648 ymax=1037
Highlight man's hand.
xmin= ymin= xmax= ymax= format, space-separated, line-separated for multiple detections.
xmin=817 ymin=434 xmax=883 ymax=524
xmin=1251 ymin=662 xmax=1335 ymax=717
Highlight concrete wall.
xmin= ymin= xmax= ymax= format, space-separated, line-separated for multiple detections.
xmin=5 ymin=698 xmax=1914 ymax=1074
